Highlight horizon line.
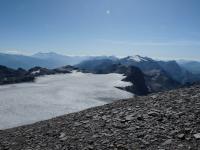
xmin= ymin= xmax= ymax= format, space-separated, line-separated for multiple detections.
xmin=0 ymin=51 xmax=200 ymax=62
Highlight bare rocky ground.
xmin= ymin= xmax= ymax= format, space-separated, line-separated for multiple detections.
xmin=0 ymin=85 xmax=200 ymax=150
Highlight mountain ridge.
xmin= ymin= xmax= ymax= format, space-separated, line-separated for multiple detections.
xmin=1 ymin=52 xmax=200 ymax=94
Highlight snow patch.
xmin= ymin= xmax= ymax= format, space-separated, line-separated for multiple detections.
xmin=31 ymin=70 xmax=41 ymax=75
xmin=127 ymin=55 xmax=144 ymax=62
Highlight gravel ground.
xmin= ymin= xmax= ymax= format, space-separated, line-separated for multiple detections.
xmin=0 ymin=85 xmax=200 ymax=150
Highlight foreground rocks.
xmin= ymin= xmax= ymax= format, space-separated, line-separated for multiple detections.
xmin=0 ymin=85 xmax=200 ymax=150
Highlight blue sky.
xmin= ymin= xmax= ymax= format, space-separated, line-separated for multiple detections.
xmin=0 ymin=0 xmax=200 ymax=60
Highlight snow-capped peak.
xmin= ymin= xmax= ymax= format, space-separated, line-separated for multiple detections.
xmin=31 ymin=69 xmax=41 ymax=75
xmin=126 ymin=55 xmax=151 ymax=62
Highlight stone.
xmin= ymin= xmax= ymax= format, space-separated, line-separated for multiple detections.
xmin=59 ymin=132 xmax=66 ymax=138
xmin=169 ymin=130 xmax=179 ymax=136
xmin=177 ymin=134 xmax=185 ymax=139
xmin=81 ymin=120 xmax=90 ymax=124
xmin=151 ymin=95 xmax=158 ymax=99
xmin=178 ymin=144 xmax=184 ymax=147
xmin=161 ymin=139 xmax=172 ymax=146
xmin=193 ymin=133 xmax=200 ymax=139
xmin=141 ymin=139 xmax=150 ymax=145
xmin=148 ymin=111 xmax=159 ymax=117
xmin=125 ymin=115 xmax=134 ymax=121
xmin=102 ymin=115 xmax=107 ymax=120
xmin=137 ymin=115 xmax=144 ymax=121
xmin=60 ymin=136 xmax=68 ymax=141
xmin=74 ymin=122 xmax=82 ymax=127
xmin=184 ymin=128 xmax=191 ymax=132
xmin=127 ymin=108 xmax=132 ymax=111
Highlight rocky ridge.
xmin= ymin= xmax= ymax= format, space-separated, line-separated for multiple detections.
xmin=0 ymin=85 xmax=200 ymax=150
xmin=0 ymin=65 xmax=77 ymax=85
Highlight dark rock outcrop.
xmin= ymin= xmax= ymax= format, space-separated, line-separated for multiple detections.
xmin=0 ymin=85 xmax=200 ymax=150
xmin=0 ymin=65 xmax=35 ymax=84
xmin=123 ymin=66 xmax=149 ymax=95
xmin=28 ymin=66 xmax=56 ymax=76
xmin=0 ymin=65 xmax=75 ymax=85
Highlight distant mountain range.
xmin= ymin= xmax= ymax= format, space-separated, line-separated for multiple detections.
xmin=177 ymin=60 xmax=200 ymax=74
xmin=1 ymin=52 xmax=200 ymax=76
xmin=0 ymin=52 xmax=200 ymax=95
xmin=0 ymin=52 xmax=118 ymax=69
xmin=0 ymin=52 xmax=85 ymax=69
xmin=76 ymin=55 xmax=200 ymax=93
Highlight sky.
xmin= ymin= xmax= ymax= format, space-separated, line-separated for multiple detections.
xmin=0 ymin=0 xmax=200 ymax=60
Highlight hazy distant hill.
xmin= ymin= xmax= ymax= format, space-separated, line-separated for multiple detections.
xmin=0 ymin=52 xmax=89 ymax=69
xmin=0 ymin=53 xmax=49 ymax=69
xmin=158 ymin=60 xmax=200 ymax=84
xmin=177 ymin=60 xmax=200 ymax=74
xmin=0 ymin=52 xmax=118 ymax=69
xmin=0 ymin=52 xmax=87 ymax=69
xmin=32 ymin=52 xmax=91 ymax=67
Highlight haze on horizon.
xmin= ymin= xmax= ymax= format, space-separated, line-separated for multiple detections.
xmin=0 ymin=0 xmax=200 ymax=60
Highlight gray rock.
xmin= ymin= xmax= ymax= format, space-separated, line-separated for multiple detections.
xmin=125 ymin=115 xmax=134 ymax=121
xmin=147 ymin=111 xmax=159 ymax=117
xmin=59 ymin=132 xmax=66 ymax=138
xmin=161 ymin=139 xmax=172 ymax=146
xmin=177 ymin=134 xmax=185 ymax=139
xmin=193 ymin=133 xmax=200 ymax=139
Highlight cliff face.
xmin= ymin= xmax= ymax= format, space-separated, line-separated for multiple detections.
xmin=123 ymin=66 xmax=149 ymax=95
xmin=0 ymin=85 xmax=200 ymax=150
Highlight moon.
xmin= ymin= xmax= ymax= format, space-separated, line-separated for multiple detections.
xmin=106 ymin=10 xmax=110 ymax=15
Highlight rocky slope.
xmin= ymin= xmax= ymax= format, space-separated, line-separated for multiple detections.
xmin=0 ymin=85 xmax=200 ymax=150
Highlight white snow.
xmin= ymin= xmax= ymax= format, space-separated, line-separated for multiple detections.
xmin=127 ymin=55 xmax=150 ymax=62
xmin=31 ymin=70 xmax=40 ymax=75
xmin=0 ymin=72 xmax=133 ymax=129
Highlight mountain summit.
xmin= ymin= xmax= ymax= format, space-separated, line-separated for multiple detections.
xmin=124 ymin=55 xmax=154 ymax=62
